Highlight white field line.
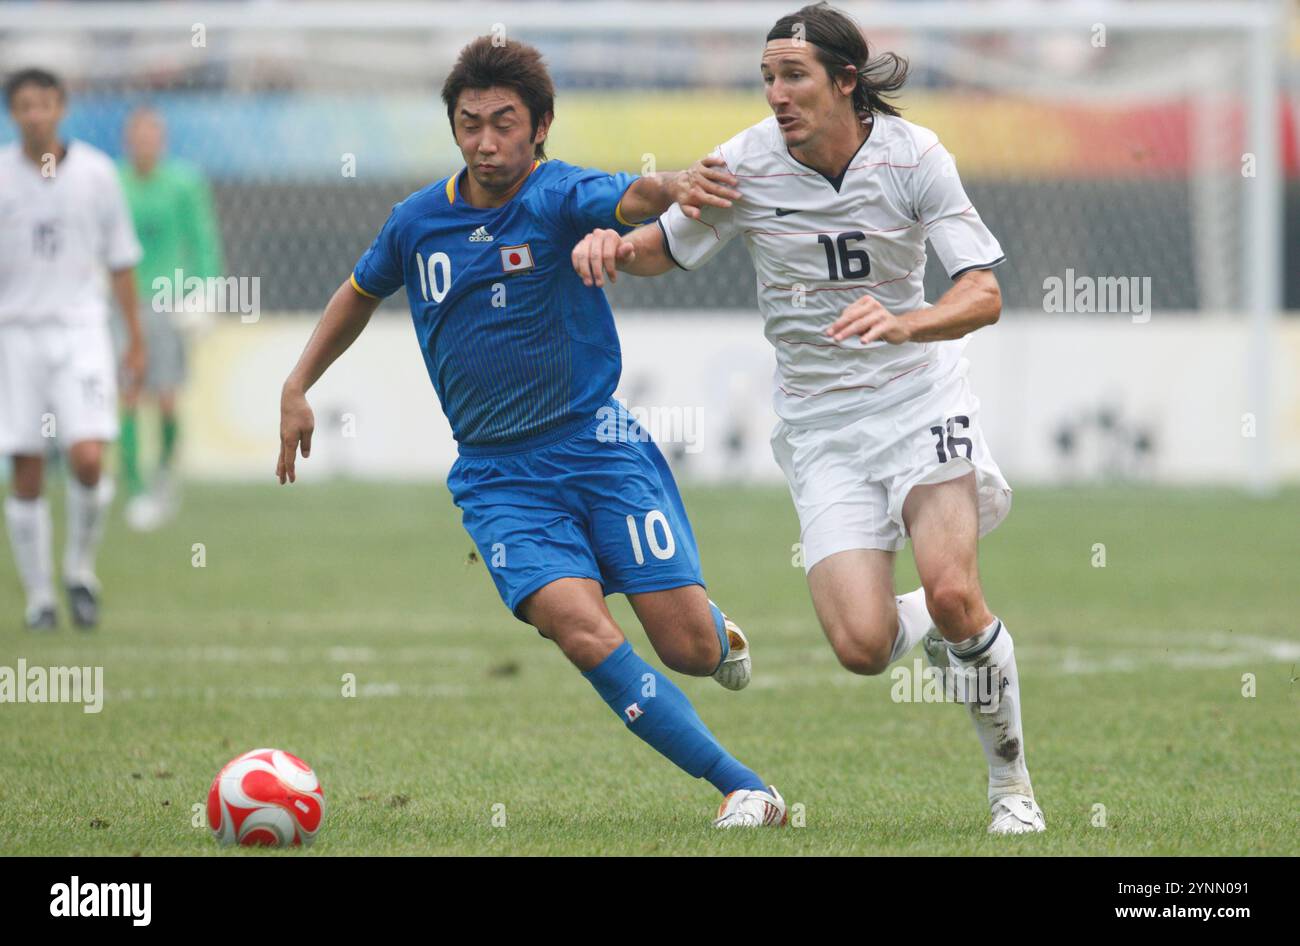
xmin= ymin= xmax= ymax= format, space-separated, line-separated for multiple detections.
xmin=19 ymin=629 xmax=1295 ymax=701
xmin=27 ymin=630 xmax=1298 ymax=671
xmin=1056 ymin=632 xmax=1300 ymax=675
xmin=102 ymin=682 xmax=470 ymax=702
xmin=749 ymin=632 xmax=1300 ymax=690
xmin=27 ymin=644 xmax=484 ymax=665
xmin=32 ymin=633 xmax=1295 ymax=670
xmin=101 ymin=610 xmax=500 ymax=634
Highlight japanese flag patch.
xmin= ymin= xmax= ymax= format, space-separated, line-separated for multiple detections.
xmin=500 ymin=244 xmax=534 ymax=274
xmin=624 ymin=702 xmax=644 ymax=722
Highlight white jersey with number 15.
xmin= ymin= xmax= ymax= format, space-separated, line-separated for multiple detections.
xmin=0 ymin=140 xmax=142 ymax=327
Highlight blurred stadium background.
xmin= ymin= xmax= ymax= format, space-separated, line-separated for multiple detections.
xmin=2 ymin=1 xmax=1299 ymax=858
xmin=2 ymin=0 xmax=1297 ymax=492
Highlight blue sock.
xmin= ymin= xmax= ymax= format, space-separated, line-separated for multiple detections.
xmin=582 ymin=641 xmax=765 ymax=795
xmin=708 ymin=601 xmax=730 ymax=674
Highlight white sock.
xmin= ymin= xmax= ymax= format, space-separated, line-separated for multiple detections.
xmin=948 ymin=617 xmax=1034 ymax=803
xmin=64 ymin=475 xmax=114 ymax=588
xmin=889 ymin=587 xmax=934 ymax=664
xmin=4 ymin=495 xmax=56 ymax=613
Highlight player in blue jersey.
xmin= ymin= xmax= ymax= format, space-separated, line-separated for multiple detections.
xmin=276 ymin=37 xmax=785 ymax=828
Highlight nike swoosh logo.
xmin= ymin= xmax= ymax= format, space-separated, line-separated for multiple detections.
xmin=774 ymin=207 xmax=801 ymax=216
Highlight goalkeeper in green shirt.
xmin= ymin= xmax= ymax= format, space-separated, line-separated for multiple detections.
xmin=117 ymin=106 xmax=223 ymax=529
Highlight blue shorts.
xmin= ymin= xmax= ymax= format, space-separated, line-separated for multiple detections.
xmin=447 ymin=400 xmax=705 ymax=619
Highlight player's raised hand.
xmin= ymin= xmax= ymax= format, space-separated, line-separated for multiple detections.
xmin=827 ymin=295 xmax=912 ymax=345
xmin=672 ymin=155 xmax=741 ymax=221
xmin=572 ymin=228 xmax=636 ymax=288
xmin=277 ymin=385 xmax=315 ymax=484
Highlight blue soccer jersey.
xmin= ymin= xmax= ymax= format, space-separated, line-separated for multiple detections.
xmin=351 ymin=159 xmax=708 ymax=617
xmin=351 ymin=159 xmax=638 ymax=448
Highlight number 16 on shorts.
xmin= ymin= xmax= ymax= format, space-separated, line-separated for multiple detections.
xmin=626 ymin=510 xmax=676 ymax=565
xmin=930 ymin=414 xmax=974 ymax=464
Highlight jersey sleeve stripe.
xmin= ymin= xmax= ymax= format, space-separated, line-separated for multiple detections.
xmin=778 ymin=360 xmax=931 ymax=398
xmin=613 ymin=199 xmax=634 ymax=227
xmin=949 ymin=256 xmax=1006 ymax=281
xmin=745 ymin=223 xmax=915 ymax=237
xmin=350 ymin=273 xmax=380 ymax=299
xmin=737 ymin=141 xmax=942 ymax=180
xmin=919 ymin=204 xmax=974 ymax=227
xmin=610 ymin=172 xmax=643 ymax=227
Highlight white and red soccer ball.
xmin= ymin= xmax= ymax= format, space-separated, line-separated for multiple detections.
xmin=208 ymin=748 xmax=325 ymax=847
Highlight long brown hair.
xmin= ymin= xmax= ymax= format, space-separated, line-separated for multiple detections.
xmin=766 ymin=3 xmax=909 ymax=118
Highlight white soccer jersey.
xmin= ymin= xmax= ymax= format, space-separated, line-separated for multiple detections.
xmin=0 ymin=140 xmax=142 ymax=326
xmin=659 ymin=114 xmax=1004 ymax=427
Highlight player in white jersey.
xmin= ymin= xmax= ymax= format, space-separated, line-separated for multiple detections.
xmin=1 ymin=69 xmax=145 ymax=630
xmin=572 ymin=3 xmax=1044 ymax=834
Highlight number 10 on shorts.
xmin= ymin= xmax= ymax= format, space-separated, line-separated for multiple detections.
xmin=626 ymin=511 xmax=676 ymax=564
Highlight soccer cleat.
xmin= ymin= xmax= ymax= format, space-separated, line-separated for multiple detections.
xmin=124 ymin=493 xmax=163 ymax=532
xmin=25 ymin=605 xmax=57 ymax=631
xmin=152 ymin=469 xmax=181 ymax=524
xmin=921 ymin=626 xmax=948 ymax=669
xmin=713 ymin=784 xmax=787 ymax=828
xmin=65 ymin=584 xmax=100 ymax=630
xmin=710 ymin=608 xmax=751 ymax=691
xmin=988 ymin=793 xmax=1046 ymax=834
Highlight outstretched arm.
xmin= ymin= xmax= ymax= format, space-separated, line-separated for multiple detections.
xmin=615 ymin=155 xmax=740 ymax=224
xmin=278 ymin=278 xmax=383 ymax=483
xmin=572 ymin=223 xmax=675 ymax=288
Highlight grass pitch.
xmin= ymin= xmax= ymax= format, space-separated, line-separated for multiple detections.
xmin=1 ymin=481 xmax=1296 ymax=855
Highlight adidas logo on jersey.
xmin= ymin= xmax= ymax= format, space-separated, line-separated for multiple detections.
xmin=468 ymin=226 xmax=494 ymax=243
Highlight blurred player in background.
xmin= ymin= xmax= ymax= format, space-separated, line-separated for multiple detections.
xmin=278 ymin=36 xmax=786 ymax=828
xmin=117 ymin=105 xmax=224 ymax=530
xmin=0 ymin=68 xmax=145 ymax=630
xmin=574 ymin=2 xmax=1045 ymax=833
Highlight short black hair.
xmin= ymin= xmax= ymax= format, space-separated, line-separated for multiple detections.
xmin=767 ymin=3 xmax=908 ymax=118
xmin=5 ymin=67 xmax=66 ymax=108
xmin=441 ymin=36 xmax=555 ymax=159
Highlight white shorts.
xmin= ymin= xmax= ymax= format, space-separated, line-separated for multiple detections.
xmin=771 ymin=360 xmax=1011 ymax=571
xmin=0 ymin=322 xmax=119 ymax=455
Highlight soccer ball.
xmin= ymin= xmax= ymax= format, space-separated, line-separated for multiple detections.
xmin=207 ymin=748 xmax=325 ymax=847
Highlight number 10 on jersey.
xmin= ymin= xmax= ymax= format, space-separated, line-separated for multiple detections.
xmin=416 ymin=251 xmax=452 ymax=303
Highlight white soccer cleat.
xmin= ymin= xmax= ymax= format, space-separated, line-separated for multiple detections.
xmin=152 ymin=469 xmax=181 ymax=524
xmin=921 ymin=626 xmax=948 ymax=669
xmin=988 ymin=793 xmax=1046 ymax=834
xmin=713 ymin=785 xmax=787 ymax=828
xmin=710 ymin=606 xmax=751 ymax=691
xmin=124 ymin=494 xmax=163 ymax=532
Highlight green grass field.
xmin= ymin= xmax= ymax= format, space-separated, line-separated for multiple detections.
xmin=1 ymin=481 xmax=1297 ymax=855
